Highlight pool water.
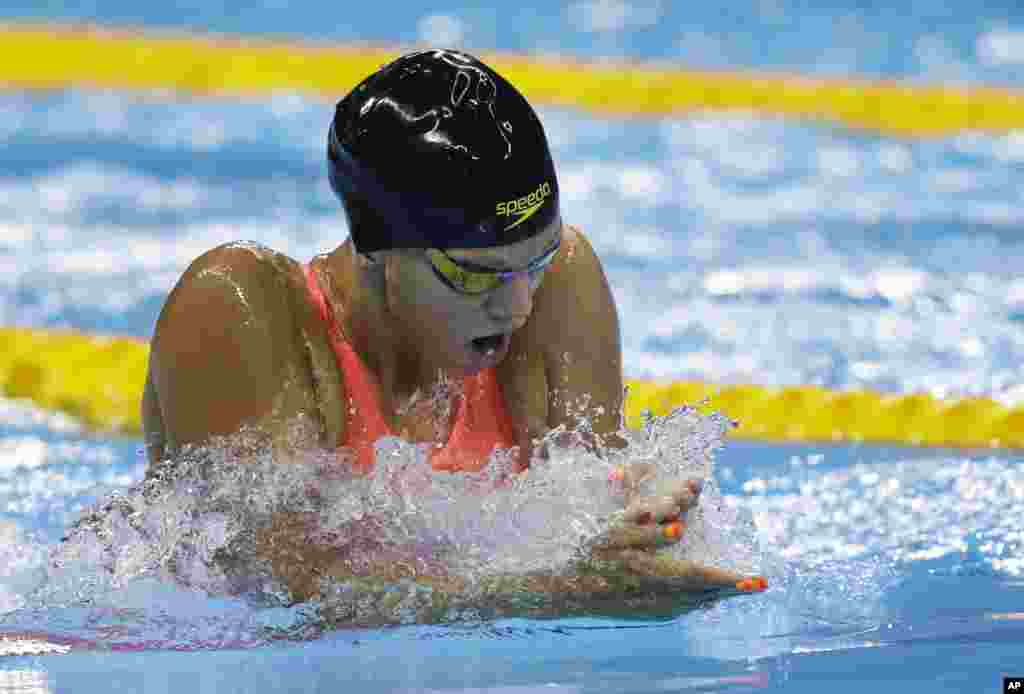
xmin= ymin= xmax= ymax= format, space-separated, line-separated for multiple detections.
xmin=1 ymin=409 xmax=1021 ymax=691
xmin=2 ymin=1 xmax=1024 ymax=691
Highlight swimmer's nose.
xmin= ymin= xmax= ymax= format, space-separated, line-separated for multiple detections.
xmin=486 ymin=274 xmax=532 ymax=327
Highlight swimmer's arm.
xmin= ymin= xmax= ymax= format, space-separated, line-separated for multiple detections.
xmin=141 ymin=367 xmax=166 ymax=465
xmin=530 ymin=225 xmax=626 ymax=450
xmin=249 ymin=513 xmax=758 ymax=627
xmin=308 ymin=556 xmax=756 ymax=627
xmin=144 ymin=243 xmax=326 ymax=470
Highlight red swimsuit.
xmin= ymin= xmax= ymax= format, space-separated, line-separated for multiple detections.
xmin=304 ymin=264 xmax=517 ymax=474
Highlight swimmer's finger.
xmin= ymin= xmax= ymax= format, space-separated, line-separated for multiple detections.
xmin=623 ymin=495 xmax=684 ymax=525
xmin=622 ymin=462 xmax=657 ymax=488
xmin=593 ymin=520 xmax=685 ymax=551
xmin=666 ymin=478 xmax=704 ymax=513
xmin=609 ymin=463 xmax=656 ymax=504
xmin=623 ymin=553 xmax=768 ymax=593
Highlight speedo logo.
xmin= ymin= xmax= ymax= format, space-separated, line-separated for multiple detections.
xmin=495 ymin=182 xmax=553 ymax=231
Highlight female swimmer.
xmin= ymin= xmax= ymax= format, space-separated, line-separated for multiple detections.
xmin=141 ymin=49 xmax=766 ymax=615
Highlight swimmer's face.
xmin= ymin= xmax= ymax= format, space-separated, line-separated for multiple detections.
xmin=383 ymin=223 xmax=563 ymax=375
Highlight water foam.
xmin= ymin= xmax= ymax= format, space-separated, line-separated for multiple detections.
xmin=2 ymin=406 xmax=764 ymax=645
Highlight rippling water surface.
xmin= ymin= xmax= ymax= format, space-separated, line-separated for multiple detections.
xmin=4 ymin=91 xmax=1024 ymax=400
xmin=2 ymin=2 xmax=1024 ymax=691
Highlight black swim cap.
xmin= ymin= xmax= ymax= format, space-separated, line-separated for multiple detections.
xmin=327 ymin=49 xmax=561 ymax=253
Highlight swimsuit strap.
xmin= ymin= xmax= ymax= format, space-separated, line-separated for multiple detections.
xmin=305 ymin=262 xmax=391 ymax=473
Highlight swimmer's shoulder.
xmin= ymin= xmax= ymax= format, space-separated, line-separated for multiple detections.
xmin=515 ymin=223 xmax=623 ymax=436
xmin=533 ymin=223 xmax=614 ymax=324
xmin=557 ymin=223 xmax=599 ymax=270
xmin=507 ymin=222 xmax=615 ymax=364
xmin=147 ymin=241 xmax=343 ymax=455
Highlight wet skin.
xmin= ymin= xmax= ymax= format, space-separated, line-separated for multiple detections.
xmin=142 ymin=224 xmax=765 ymax=610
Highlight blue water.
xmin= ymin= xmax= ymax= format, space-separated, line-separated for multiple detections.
xmin=2 ymin=2 xmax=1024 ymax=692
xmin=7 ymin=0 xmax=1024 ymax=84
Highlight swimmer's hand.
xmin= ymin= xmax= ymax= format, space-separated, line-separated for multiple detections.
xmin=581 ymin=463 xmax=767 ymax=594
xmin=243 ymin=463 xmax=764 ymax=627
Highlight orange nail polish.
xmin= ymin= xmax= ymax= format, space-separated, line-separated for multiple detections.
xmin=736 ymin=577 xmax=768 ymax=593
xmin=662 ymin=522 xmax=683 ymax=540
xmin=608 ymin=467 xmax=625 ymax=483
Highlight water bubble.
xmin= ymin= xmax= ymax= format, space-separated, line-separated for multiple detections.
xmin=8 ymin=405 xmax=761 ymax=637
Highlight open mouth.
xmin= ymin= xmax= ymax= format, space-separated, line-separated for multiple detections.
xmin=470 ymin=333 xmax=507 ymax=355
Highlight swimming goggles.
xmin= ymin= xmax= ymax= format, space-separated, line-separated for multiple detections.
xmin=426 ymin=239 xmax=561 ymax=295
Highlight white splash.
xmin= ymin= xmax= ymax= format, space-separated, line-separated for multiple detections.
xmin=8 ymin=405 xmax=761 ymax=640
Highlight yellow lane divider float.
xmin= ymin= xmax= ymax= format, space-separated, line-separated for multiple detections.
xmin=2 ymin=327 xmax=1022 ymax=450
xmin=3 ymin=23 xmax=1024 ymax=137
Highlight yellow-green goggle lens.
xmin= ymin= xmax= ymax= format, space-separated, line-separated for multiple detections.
xmin=427 ymin=242 xmax=560 ymax=295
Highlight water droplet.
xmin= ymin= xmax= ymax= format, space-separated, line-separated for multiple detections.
xmin=27 ymin=405 xmax=760 ymax=632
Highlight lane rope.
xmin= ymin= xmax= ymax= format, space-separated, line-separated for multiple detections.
xmin=2 ymin=327 xmax=1021 ymax=450
xmin=2 ymin=23 xmax=1024 ymax=137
